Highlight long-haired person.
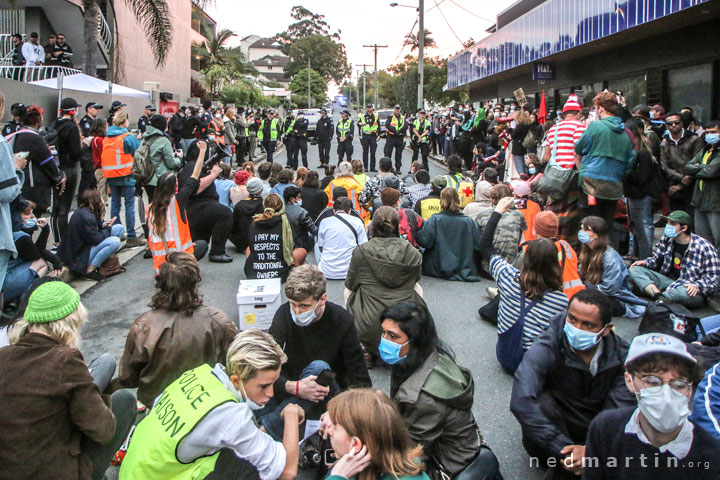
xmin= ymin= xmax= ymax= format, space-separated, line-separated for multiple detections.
xmin=115 ymin=251 xmax=237 ymax=406
xmin=120 ymin=329 xmax=305 ymax=480
xmin=57 ymin=189 xmax=125 ymax=281
xmin=578 ymin=216 xmax=647 ymax=318
xmin=89 ymin=117 xmax=108 ymax=203
xmin=478 ymin=196 xmax=568 ymax=373
xmin=346 ymin=207 xmax=424 ymax=358
xmin=245 ymin=193 xmax=294 ymax=281
xmin=376 ymin=302 xmax=484 ymax=478
xmin=0 ymin=281 xmax=136 ymax=480
xmin=146 ymin=142 xmax=209 ymax=274
xmin=416 ymin=187 xmax=483 ymax=281
xmin=323 ymin=388 xmax=430 ymax=480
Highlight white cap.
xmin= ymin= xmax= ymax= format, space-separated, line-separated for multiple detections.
xmin=625 ymin=333 xmax=696 ymax=366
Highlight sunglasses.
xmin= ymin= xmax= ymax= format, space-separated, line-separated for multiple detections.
xmin=666 ymin=120 xmax=682 ymax=126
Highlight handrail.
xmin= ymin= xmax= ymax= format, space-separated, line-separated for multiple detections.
xmin=0 ymin=65 xmax=80 ymax=83
xmin=97 ymin=10 xmax=112 ymax=52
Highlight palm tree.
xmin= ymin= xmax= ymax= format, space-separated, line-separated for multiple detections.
xmin=404 ymin=29 xmax=438 ymax=52
xmin=192 ymin=24 xmax=258 ymax=76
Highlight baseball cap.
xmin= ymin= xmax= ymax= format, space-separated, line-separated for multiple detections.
xmin=60 ymin=97 xmax=79 ymax=111
xmin=111 ymin=100 xmax=126 ymax=109
xmin=662 ymin=210 xmax=693 ymax=226
xmin=510 ymin=179 xmax=531 ymax=198
xmin=85 ymin=102 xmax=103 ymax=110
xmin=431 ymin=176 xmax=448 ymax=190
xmin=145 ymin=104 xmax=156 ymax=111
xmin=625 ymin=333 xmax=696 ymax=366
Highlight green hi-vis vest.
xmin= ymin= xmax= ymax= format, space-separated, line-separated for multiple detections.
xmin=358 ymin=112 xmax=379 ymax=134
xmin=119 ymin=365 xmax=238 ymax=480
xmin=284 ymin=118 xmax=296 ymax=136
xmin=419 ymin=197 xmax=441 ymax=220
xmin=389 ymin=114 xmax=405 ymax=135
xmin=258 ymin=117 xmax=280 ymax=142
xmin=413 ymin=118 xmax=431 ymax=143
xmin=338 ymin=118 xmax=353 ymax=137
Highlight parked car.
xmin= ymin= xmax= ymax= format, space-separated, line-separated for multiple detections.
xmin=377 ymin=109 xmax=395 ymax=137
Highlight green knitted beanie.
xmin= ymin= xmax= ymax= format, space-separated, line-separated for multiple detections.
xmin=24 ymin=282 xmax=81 ymax=323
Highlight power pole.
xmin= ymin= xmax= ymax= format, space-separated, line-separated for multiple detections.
xmin=417 ymin=0 xmax=425 ymax=110
xmin=363 ymin=44 xmax=387 ymax=108
xmin=358 ymin=63 xmax=371 ymax=111
xmin=307 ymin=58 xmax=312 ymax=108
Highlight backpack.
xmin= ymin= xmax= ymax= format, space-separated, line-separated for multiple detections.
xmin=445 ymin=174 xmax=474 ymax=208
xmin=522 ymin=129 xmax=535 ymax=149
xmin=131 ymin=135 xmax=162 ymax=184
xmin=638 ymin=301 xmax=705 ymax=343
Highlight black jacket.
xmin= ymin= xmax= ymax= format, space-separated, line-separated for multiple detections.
xmin=510 ymin=313 xmax=636 ymax=456
xmin=181 ymin=115 xmax=206 ymax=139
xmin=170 ymin=113 xmax=184 ymax=139
xmin=244 ymin=215 xmax=290 ymax=281
xmin=53 ymin=117 xmax=82 ymax=167
xmin=230 ymin=196 xmax=263 ymax=251
xmin=299 ymin=187 xmax=329 ymax=221
xmin=57 ymin=208 xmax=112 ymax=273
xmin=285 ymin=203 xmax=317 ymax=250
xmin=316 ymin=117 xmax=334 ymax=141
xmin=13 ymin=129 xmax=63 ymax=211
xmin=292 ymin=118 xmax=308 ymax=139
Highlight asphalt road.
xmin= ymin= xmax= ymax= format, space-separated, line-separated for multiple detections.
xmin=82 ymin=108 xmax=647 ymax=479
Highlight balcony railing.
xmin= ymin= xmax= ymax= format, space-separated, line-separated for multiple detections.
xmin=98 ymin=10 xmax=112 ymax=54
xmin=0 ymin=65 xmax=80 ymax=83
xmin=0 ymin=10 xmax=25 ymax=40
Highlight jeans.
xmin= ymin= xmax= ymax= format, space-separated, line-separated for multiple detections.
xmin=626 ymin=196 xmax=654 ymax=259
xmin=695 ymin=210 xmax=720 ymax=250
xmin=578 ymin=193 xmax=618 ymax=246
xmin=512 ymin=155 xmax=527 ymax=177
xmin=2 ymin=261 xmax=38 ymax=303
xmin=88 ymin=224 xmax=125 ymax=268
xmin=628 ymin=266 xmax=706 ymax=308
xmin=109 ymin=184 xmax=137 ymax=239
xmin=255 ymin=360 xmax=340 ymax=441
xmin=436 ymin=134 xmax=445 ymax=156
xmin=698 ymin=314 xmax=720 ymax=338
xmin=0 ymin=250 xmax=11 ymax=297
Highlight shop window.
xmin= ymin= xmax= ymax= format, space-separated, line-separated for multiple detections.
xmin=668 ymin=63 xmax=712 ymax=123
xmin=608 ymin=75 xmax=646 ymax=109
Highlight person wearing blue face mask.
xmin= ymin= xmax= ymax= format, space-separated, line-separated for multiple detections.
xmin=380 ymin=301 xmax=487 ymax=478
xmin=629 ymin=210 xmax=720 ymax=308
xmin=511 ymin=289 xmax=636 ymax=479
xmin=684 ymin=119 xmax=720 ymax=250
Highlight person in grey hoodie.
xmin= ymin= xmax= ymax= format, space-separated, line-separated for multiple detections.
xmin=345 ymin=207 xmax=424 ymax=356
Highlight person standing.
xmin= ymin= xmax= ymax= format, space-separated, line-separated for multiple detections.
xmin=2 ymin=103 xmax=23 ymax=137
xmin=234 ymin=108 xmax=248 ymax=164
xmin=358 ymin=104 xmax=380 ymax=172
xmin=661 ymin=111 xmax=704 ymax=213
xmin=78 ymin=102 xmax=103 ymax=201
xmin=683 ymin=120 xmax=720 ymax=249
xmin=43 ymin=33 xmax=56 ymax=65
xmin=51 ymin=97 xmax=83 ymax=243
xmin=107 ymin=100 xmax=125 ymax=127
xmin=336 ymin=109 xmax=354 ymax=164
xmin=21 ymin=32 xmax=44 ymax=66
xmin=316 ymin=109 xmax=333 ymax=166
xmin=290 ymin=110 xmax=309 ymax=170
xmin=10 ymin=33 xmax=24 ymax=81
xmin=169 ymin=106 xmax=185 ymax=150
xmin=384 ymin=104 xmax=406 ymax=173
xmin=137 ymin=104 xmax=155 ymax=134
xmin=575 ymin=91 xmax=634 ymax=245
xmin=258 ymin=109 xmax=281 ymax=163
xmin=51 ymin=33 xmax=73 ymax=67
xmin=282 ymin=110 xmax=296 ymax=166
xmin=411 ymin=110 xmax=432 ymax=172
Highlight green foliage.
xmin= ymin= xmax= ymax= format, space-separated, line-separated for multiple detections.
xmin=220 ymin=79 xmax=264 ymax=106
xmin=403 ymin=29 xmax=438 ymax=52
xmin=274 ymin=6 xmax=341 ymax=55
xmin=289 ymin=67 xmax=327 ymax=108
xmin=285 ymin=35 xmax=350 ymax=85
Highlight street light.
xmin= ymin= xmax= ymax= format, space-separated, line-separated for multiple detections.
xmin=390 ymin=1 xmax=424 ymax=110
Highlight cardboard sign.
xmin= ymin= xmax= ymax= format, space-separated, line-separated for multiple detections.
xmin=513 ymin=88 xmax=528 ymax=106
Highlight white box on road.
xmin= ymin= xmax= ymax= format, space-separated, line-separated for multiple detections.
xmin=236 ymin=278 xmax=283 ymax=331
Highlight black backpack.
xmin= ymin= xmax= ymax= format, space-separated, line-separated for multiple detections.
xmin=638 ymin=301 xmax=706 ymax=343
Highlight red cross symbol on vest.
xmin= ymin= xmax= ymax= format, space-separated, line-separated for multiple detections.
xmin=462 ymin=186 xmax=473 ymax=198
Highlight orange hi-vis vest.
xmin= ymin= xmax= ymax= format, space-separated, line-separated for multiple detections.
xmin=325 ymin=178 xmax=368 ymax=221
xmin=520 ymin=199 xmax=542 ymax=243
xmin=147 ymin=196 xmax=194 ymax=274
xmin=101 ymin=132 xmax=134 ymax=178
xmin=556 ymin=239 xmax=584 ymax=299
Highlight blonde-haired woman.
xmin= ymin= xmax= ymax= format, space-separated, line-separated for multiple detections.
xmin=322 ymin=388 xmax=430 ymax=480
xmin=244 ymin=193 xmax=295 ymax=280
xmin=324 ymin=161 xmax=366 ymax=220
xmin=0 ymin=281 xmax=136 ymax=479
xmin=120 ymin=328 xmax=305 ymax=480
xmin=508 ymin=109 xmax=533 ymax=179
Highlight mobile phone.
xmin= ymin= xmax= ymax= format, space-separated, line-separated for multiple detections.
xmin=15 ymin=151 xmax=29 ymax=159
xmin=323 ymin=449 xmax=336 ymax=466
xmin=315 ymin=369 xmax=336 ymax=387
xmin=512 ymin=198 xmax=527 ymax=210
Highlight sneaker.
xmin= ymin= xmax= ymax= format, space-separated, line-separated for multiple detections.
xmin=486 ymin=286 xmax=499 ymax=299
xmin=126 ymin=237 xmax=146 ymax=248
xmin=82 ymin=270 xmax=104 ymax=282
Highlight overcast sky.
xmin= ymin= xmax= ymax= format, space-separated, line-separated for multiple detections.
xmin=208 ymin=0 xmax=517 ymax=75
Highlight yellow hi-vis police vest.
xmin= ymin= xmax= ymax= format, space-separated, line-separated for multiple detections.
xmin=257 ymin=117 xmax=280 ymax=142
xmin=388 ymin=114 xmax=405 ymax=136
xmin=358 ymin=112 xmax=379 ymax=134
xmin=119 ymin=365 xmax=238 ymax=480
xmin=413 ymin=118 xmax=431 ymax=143
xmin=337 ymin=118 xmax=352 ymax=138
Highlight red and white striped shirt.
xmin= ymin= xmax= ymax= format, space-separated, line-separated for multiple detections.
xmin=543 ymin=120 xmax=586 ymax=169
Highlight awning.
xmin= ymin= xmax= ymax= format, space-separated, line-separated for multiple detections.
xmin=29 ymin=73 xmax=150 ymax=98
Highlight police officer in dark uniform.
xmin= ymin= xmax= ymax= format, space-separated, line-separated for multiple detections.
xmin=384 ymin=104 xmax=406 ymax=173
xmin=290 ymin=110 xmax=309 ymax=169
xmin=2 ymin=103 xmax=24 ymax=136
xmin=282 ymin=110 xmax=296 ymax=167
xmin=107 ymin=100 xmax=125 ymax=126
xmin=336 ymin=109 xmax=354 ymax=164
xmin=316 ymin=109 xmax=333 ymax=166
xmin=411 ymin=110 xmax=432 ymax=171
xmin=79 ymin=102 xmax=103 ymax=138
xmin=358 ymin=103 xmax=380 ymax=171
xmin=138 ymin=104 xmax=156 ymax=133
xmin=77 ymin=102 xmax=103 ymax=199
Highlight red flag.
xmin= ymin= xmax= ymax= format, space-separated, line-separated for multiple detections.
xmin=538 ymin=89 xmax=547 ymax=125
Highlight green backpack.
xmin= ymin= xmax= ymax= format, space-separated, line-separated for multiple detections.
xmin=131 ymin=135 xmax=162 ymax=184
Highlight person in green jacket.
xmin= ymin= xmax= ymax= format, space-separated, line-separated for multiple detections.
xmin=684 ymin=120 xmax=720 ymax=249
xmin=322 ymin=388 xmax=430 ymax=480
xmin=141 ymin=115 xmax=181 ymax=199
xmin=416 ymin=187 xmax=483 ymax=281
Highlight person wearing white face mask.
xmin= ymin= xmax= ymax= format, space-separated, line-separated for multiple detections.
xmin=259 ymin=264 xmax=371 ymax=441
xmin=120 ymin=329 xmax=305 ymax=480
xmin=684 ymin=119 xmax=720 ymax=250
xmin=630 ymin=210 xmax=720 ymax=308
xmin=583 ymin=333 xmax=720 ymax=479
xmin=511 ymin=289 xmax=636 ymax=479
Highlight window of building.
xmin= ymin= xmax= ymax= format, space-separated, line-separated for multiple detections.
xmin=608 ymin=75 xmax=646 ymax=109
xmin=668 ymin=63 xmax=712 ymax=123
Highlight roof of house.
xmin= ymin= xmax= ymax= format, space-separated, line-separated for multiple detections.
xmin=260 ymin=72 xmax=290 ymax=83
xmin=252 ymin=55 xmax=290 ymax=67
xmin=250 ymin=38 xmax=281 ymax=49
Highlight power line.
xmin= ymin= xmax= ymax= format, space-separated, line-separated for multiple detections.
xmin=447 ymin=0 xmax=493 ymax=22
xmin=433 ymin=0 xmax=463 ymax=45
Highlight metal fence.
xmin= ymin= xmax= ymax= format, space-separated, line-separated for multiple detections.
xmin=0 ymin=65 xmax=80 ymax=83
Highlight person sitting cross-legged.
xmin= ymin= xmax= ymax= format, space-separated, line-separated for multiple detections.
xmin=629 ymin=210 xmax=720 ymax=309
